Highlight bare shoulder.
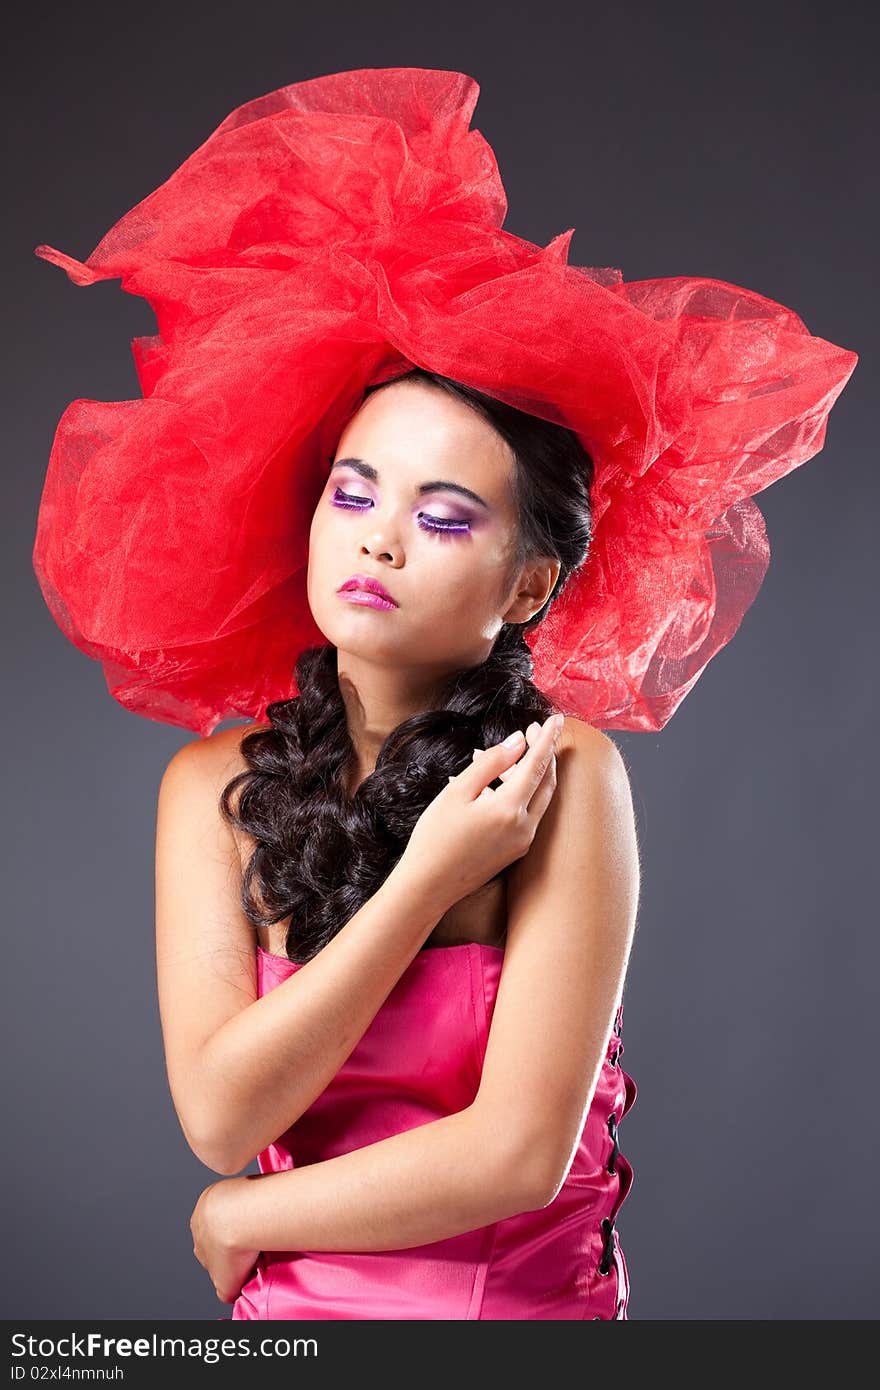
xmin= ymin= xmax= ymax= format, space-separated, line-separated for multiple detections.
xmin=159 ymin=721 xmax=270 ymax=863
xmin=503 ymin=710 xmax=640 ymax=944
xmin=555 ymin=713 xmax=611 ymax=750
xmin=524 ymin=713 xmax=637 ymax=854
xmin=163 ymin=720 xmax=268 ymax=788
xmin=555 ymin=714 xmax=625 ymax=775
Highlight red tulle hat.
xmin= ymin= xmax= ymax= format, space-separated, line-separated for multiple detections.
xmin=32 ymin=67 xmax=858 ymax=736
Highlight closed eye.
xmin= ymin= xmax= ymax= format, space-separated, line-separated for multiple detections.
xmin=330 ymin=485 xmax=371 ymax=511
xmin=330 ymin=486 xmax=472 ymax=538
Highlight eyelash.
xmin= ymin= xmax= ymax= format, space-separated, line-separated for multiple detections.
xmin=330 ymin=486 xmax=471 ymax=538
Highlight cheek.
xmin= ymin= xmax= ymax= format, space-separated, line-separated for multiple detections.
xmin=305 ymin=521 xmax=317 ymax=578
xmin=308 ymin=502 xmax=333 ymax=559
xmin=306 ymin=511 xmax=331 ymax=594
xmin=423 ymin=541 xmax=508 ymax=614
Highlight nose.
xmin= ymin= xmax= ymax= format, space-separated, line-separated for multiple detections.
xmin=359 ymin=519 xmax=403 ymax=565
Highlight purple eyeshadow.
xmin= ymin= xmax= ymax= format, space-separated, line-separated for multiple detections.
xmin=330 ymin=486 xmax=472 ymax=539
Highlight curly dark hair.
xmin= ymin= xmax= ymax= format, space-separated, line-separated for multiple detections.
xmin=219 ymin=367 xmax=595 ymax=963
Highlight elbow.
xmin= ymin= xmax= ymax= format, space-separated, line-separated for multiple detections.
xmin=197 ymin=1146 xmax=246 ymax=1178
xmin=169 ymin=1056 xmax=260 ymax=1174
xmin=519 ymin=1158 xmax=567 ymax=1212
xmin=180 ymin=1113 xmax=249 ymax=1177
xmin=524 ymin=1132 xmax=584 ymax=1208
xmin=491 ymin=1129 xmax=564 ymax=1215
xmin=473 ymin=1088 xmax=592 ymax=1211
xmin=195 ymin=1126 xmax=252 ymax=1176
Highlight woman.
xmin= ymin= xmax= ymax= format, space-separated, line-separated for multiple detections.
xmin=156 ymin=366 xmax=641 ymax=1319
xmin=32 ymin=67 xmax=857 ymax=1321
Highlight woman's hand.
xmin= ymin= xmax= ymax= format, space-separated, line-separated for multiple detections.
xmin=190 ymin=1178 xmax=262 ymax=1306
xmin=400 ymin=712 xmax=563 ymax=914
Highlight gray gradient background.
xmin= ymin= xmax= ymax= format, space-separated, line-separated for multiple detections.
xmin=4 ymin=0 xmax=876 ymax=1321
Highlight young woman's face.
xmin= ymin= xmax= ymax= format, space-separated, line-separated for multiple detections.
xmin=307 ymin=379 xmax=533 ymax=675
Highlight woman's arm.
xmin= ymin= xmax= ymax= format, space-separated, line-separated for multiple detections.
xmin=156 ymin=735 xmax=452 ymax=1177
xmin=207 ymin=715 xmax=640 ymax=1258
xmin=211 ymin=1104 xmax=548 ymax=1258
xmin=473 ymin=717 xmax=640 ymax=1195
xmin=158 ymin=721 xmax=556 ymax=1180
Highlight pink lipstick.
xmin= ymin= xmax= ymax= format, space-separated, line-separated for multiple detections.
xmin=337 ymin=574 xmax=398 ymax=610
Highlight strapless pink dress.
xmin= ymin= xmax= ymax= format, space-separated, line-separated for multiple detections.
xmin=231 ymin=942 xmax=637 ymax=1320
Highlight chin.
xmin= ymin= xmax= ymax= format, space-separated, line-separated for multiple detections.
xmin=312 ymin=607 xmax=405 ymax=659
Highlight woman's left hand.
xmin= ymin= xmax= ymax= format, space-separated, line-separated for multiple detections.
xmin=190 ymin=1178 xmax=261 ymax=1305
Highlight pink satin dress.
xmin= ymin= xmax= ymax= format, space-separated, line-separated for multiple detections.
xmin=231 ymin=941 xmax=637 ymax=1320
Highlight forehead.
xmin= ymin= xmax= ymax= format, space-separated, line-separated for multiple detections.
xmin=337 ymin=381 xmax=515 ymax=494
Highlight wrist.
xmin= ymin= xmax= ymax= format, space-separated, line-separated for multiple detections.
xmin=210 ymin=1175 xmax=261 ymax=1253
xmin=386 ymin=854 xmax=453 ymax=928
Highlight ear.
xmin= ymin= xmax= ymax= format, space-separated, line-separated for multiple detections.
xmin=502 ymin=556 xmax=562 ymax=624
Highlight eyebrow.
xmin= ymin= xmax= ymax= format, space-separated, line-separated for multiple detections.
xmin=329 ymin=456 xmax=490 ymax=510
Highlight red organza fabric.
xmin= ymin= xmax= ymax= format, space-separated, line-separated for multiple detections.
xmin=32 ymin=67 xmax=858 ymax=735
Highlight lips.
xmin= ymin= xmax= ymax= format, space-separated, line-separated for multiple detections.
xmin=338 ymin=574 xmax=398 ymax=607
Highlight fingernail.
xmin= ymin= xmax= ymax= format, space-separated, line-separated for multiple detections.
xmin=550 ymin=713 xmax=564 ymax=733
xmin=472 ymin=747 xmax=483 ymax=758
xmin=503 ymin=730 xmax=524 ymax=747
xmin=526 ymin=721 xmax=540 ymax=739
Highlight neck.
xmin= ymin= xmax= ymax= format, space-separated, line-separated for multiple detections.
xmin=335 ymin=648 xmax=452 ymax=786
